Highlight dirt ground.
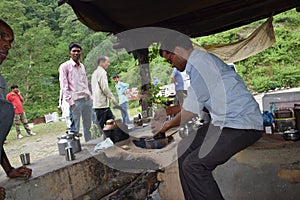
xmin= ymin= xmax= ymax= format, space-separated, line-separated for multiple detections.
xmin=2 ymin=121 xmax=69 ymax=169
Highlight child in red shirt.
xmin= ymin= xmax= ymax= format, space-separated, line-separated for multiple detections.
xmin=6 ymin=85 xmax=36 ymax=138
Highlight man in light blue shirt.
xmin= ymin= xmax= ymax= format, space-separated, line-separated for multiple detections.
xmin=113 ymin=74 xmax=131 ymax=125
xmin=171 ymin=66 xmax=185 ymax=105
xmin=152 ymin=32 xmax=263 ymax=200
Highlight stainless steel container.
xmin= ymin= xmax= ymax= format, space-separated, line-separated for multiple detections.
xmin=294 ymin=104 xmax=300 ymax=131
xmin=57 ymin=132 xmax=81 ymax=155
xmin=274 ymin=118 xmax=296 ymax=133
xmin=20 ymin=153 xmax=30 ymax=165
xmin=65 ymin=146 xmax=75 ymax=161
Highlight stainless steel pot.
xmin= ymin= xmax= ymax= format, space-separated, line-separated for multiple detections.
xmin=57 ymin=132 xmax=82 ymax=155
xmin=179 ymin=120 xmax=199 ymax=138
xmin=282 ymin=130 xmax=300 ymax=141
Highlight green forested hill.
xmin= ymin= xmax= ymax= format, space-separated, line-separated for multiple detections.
xmin=194 ymin=10 xmax=300 ymax=92
xmin=0 ymin=1 xmax=299 ymax=120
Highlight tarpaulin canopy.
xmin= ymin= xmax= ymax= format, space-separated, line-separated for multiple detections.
xmin=58 ymin=0 xmax=300 ymax=37
xmin=201 ymin=17 xmax=276 ymax=63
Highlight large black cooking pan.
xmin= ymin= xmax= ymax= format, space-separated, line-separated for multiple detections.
xmin=133 ymin=131 xmax=177 ymax=149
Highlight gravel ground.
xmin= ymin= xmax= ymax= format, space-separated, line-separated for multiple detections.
xmin=3 ymin=121 xmax=68 ymax=168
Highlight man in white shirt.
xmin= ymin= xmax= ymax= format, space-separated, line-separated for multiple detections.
xmin=91 ymin=56 xmax=118 ymax=129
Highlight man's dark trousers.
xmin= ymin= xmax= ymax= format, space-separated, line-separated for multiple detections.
xmin=177 ymin=124 xmax=262 ymax=200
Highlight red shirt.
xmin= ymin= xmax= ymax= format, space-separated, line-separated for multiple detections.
xmin=6 ymin=92 xmax=24 ymax=114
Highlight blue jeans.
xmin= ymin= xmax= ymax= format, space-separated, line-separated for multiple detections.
xmin=69 ymin=108 xmax=76 ymax=132
xmin=120 ymin=102 xmax=130 ymax=124
xmin=72 ymin=98 xmax=92 ymax=142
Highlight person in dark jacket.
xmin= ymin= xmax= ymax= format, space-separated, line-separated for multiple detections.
xmin=0 ymin=19 xmax=32 ymax=200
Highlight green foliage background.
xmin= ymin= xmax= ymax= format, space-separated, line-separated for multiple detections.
xmin=0 ymin=1 xmax=299 ymax=120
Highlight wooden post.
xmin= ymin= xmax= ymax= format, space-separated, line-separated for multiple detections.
xmin=132 ymin=49 xmax=152 ymax=119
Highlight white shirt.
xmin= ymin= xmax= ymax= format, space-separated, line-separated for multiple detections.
xmin=91 ymin=66 xmax=116 ymax=108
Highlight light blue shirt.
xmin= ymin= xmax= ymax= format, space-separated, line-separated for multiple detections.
xmin=115 ymin=81 xmax=129 ymax=104
xmin=183 ymin=49 xmax=263 ymax=130
xmin=172 ymin=68 xmax=184 ymax=91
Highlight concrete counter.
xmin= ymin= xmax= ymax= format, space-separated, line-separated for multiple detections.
xmin=0 ymin=125 xmax=179 ymax=200
xmin=0 ymin=147 xmax=140 ymax=200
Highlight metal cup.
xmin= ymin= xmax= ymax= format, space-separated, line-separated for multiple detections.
xmin=20 ymin=153 xmax=30 ymax=165
xmin=65 ymin=147 xmax=75 ymax=161
xmin=179 ymin=127 xmax=185 ymax=138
